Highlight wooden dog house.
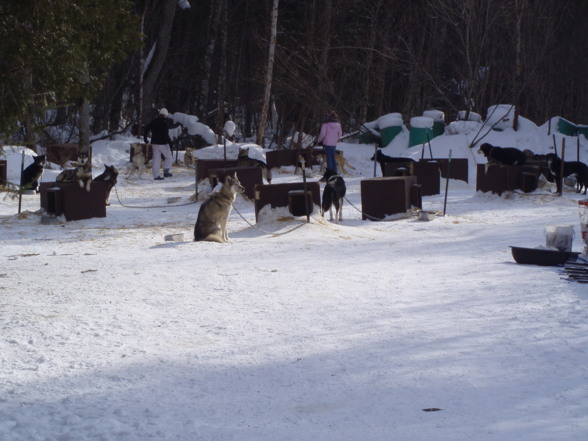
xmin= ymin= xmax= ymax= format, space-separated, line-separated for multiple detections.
xmin=196 ymin=159 xmax=238 ymax=182
xmin=39 ymin=181 xmax=107 ymax=221
xmin=0 ymin=159 xmax=6 ymax=186
xmin=361 ymin=176 xmax=421 ymax=220
xmin=208 ymin=166 xmax=263 ymax=200
xmin=254 ymin=181 xmax=321 ymax=221
xmin=476 ymin=164 xmax=542 ymax=195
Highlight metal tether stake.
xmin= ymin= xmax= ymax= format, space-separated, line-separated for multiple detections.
xmin=300 ymin=156 xmax=310 ymax=223
xmin=443 ymin=149 xmax=452 ymax=216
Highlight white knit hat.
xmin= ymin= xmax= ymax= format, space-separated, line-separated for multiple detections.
xmin=159 ymin=108 xmax=169 ymax=117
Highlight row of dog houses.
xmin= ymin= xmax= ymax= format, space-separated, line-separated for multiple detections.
xmin=33 ymin=146 xmax=546 ymax=223
xmin=364 ymin=106 xmax=588 ymax=149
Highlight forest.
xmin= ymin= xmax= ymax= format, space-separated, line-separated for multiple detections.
xmin=1 ymin=0 xmax=587 ymax=149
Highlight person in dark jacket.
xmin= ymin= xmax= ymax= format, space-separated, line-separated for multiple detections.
xmin=144 ymin=108 xmax=173 ymax=180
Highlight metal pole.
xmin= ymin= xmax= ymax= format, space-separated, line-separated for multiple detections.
xmin=559 ymin=138 xmax=565 ymax=196
xmin=194 ymin=159 xmax=198 ymax=199
xmin=443 ymin=149 xmax=452 ymax=216
xmin=300 ymin=156 xmax=310 ymax=223
xmin=18 ymin=151 xmax=25 ymax=214
xmin=373 ymin=142 xmax=378 ymax=177
xmin=427 ymin=133 xmax=433 ymax=159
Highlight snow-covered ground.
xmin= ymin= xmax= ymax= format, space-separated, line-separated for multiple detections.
xmin=1 ymin=120 xmax=588 ymax=441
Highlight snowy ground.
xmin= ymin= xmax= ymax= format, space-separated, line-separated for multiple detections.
xmin=1 ymin=124 xmax=588 ymax=440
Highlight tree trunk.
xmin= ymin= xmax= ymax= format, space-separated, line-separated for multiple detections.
xmin=256 ymin=0 xmax=279 ymax=147
xmin=141 ymin=0 xmax=177 ymax=124
xmin=215 ymin=0 xmax=229 ymax=132
xmin=79 ymin=64 xmax=90 ymax=153
xmin=79 ymin=97 xmax=90 ymax=153
xmin=201 ymin=0 xmax=223 ymax=119
xmin=512 ymin=0 xmax=526 ymax=131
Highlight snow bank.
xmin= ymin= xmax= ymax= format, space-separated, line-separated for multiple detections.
xmin=171 ymin=112 xmax=217 ymax=145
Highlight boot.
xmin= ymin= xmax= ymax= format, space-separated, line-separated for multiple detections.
xmin=163 ymin=168 xmax=173 ymax=177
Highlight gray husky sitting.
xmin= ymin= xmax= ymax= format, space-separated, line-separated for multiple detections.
xmin=56 ymin=151 xmax=93 ymax=192
xmin=194 ymin=174 xmax=245 ymax=243
xmin=237 ymin=147 xmax=272 ymax=184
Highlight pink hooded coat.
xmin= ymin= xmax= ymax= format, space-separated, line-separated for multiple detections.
xmin=317 ymin=121 xmax=342 ymax=146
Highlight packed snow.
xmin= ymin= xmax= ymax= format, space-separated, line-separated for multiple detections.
xmin=1 ymin=118 xmax=588 ymax=441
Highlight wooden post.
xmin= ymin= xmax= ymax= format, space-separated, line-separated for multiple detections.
xmin=373 ymin=142 xmax=378 ymax=178
xmin=443 ymin=150 xmax=452 ymax=215
xmin=300 ymin=156 xmax=310 ymax=223
xmin=18 ymin=151 xmax=25 ymax=214
xmin=558 ymin=138 xmax=565 ymax=196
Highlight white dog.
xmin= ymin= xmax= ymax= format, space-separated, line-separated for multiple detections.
xmin=127 ymin=143 xmax=148 ymax=179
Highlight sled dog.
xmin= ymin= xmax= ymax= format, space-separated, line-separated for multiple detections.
xmin=20 ymin=155 xmax=46 ymax=192
xmin=317 ymin=150 xmax=356 ymax=174
xmin=184 ymin=147 xmax=194 ymax=167
xmin=237 ymin=147 xmax=272 ymax=183
xmin=321 ymin=174 xmax=346 ymax=222
xmin=93 ymin=164 xmax=119 ymax=205
xmin=127 ymin=143 xmax=148 ymax=179
xmin=546 ymin=153 xmax=588 ymax=194
xmin=194 ymin=174 xmax=245 ymax=243
xmin=478 ymin=143 xmax=526 ymax=167
xmin=370 ymin=150 xmax=415 ymax=176
xmin=56 ymin=151 xmax=92 ymax=192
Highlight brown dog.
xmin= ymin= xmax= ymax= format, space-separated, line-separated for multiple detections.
xmin=317 ymin=150 xmax=356 ymax=174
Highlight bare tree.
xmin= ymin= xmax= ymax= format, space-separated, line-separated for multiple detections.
xmin=200 ymin=0 xmax=224 ymax=119
xmin=426 ymin=0 xmax=503 ymax=116
xmin=256 ymin=0 xmax=279 ymax=146
xmin=141 ymin=0 xmax=178 ymax=122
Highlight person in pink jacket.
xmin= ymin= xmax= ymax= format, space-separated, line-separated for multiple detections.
xmin=317 ymin=110 xmax=342 ymax=179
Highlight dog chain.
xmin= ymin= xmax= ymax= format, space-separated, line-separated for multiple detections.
xmin=343 ymin=195 xmax=391 ymax=221
xmin=114 ymin=183 xmax=417 ymax=224
xmin=113 ymin=184 xmax=309 ymax=237
xmin=113 ymin=185 xmax=197 ymax=209
xmin=231 ymin=204 xmax=309 ymax=237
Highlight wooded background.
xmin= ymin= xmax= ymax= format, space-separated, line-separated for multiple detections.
xmin=2 ymin=0 xmax=588 ymax=148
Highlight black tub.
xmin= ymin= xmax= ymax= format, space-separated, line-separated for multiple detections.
xmin=510 ymin=246 xmax=579 ymax=266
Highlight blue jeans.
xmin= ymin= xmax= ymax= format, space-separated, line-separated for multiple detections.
xmin=323 ymin=145 xmax=337 ymax=173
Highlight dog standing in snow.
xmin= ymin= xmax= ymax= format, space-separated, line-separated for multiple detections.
xmin=127 ymin=143 xmax=148 ymax=179
xmin=321 ymin=174 xmax=346 ymax=223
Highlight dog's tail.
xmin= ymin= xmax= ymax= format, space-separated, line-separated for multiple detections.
xmin=321 ymin=185 xmax=334 ymax=216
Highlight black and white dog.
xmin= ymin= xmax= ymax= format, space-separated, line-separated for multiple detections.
xmin=93 ymin=164 xmax=119 ymax=205
xmin=20 ymin=155 xmax=46 ymax=192
xmin=370 ymin=150 xmax=415 ymax=176
xmin=321 ymin=174 xmax=346 ymax=223
xmin=545 ymin=153 xmax=588 ymax=194
xmin=478 ymin=143 xmax=527 ymax=168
